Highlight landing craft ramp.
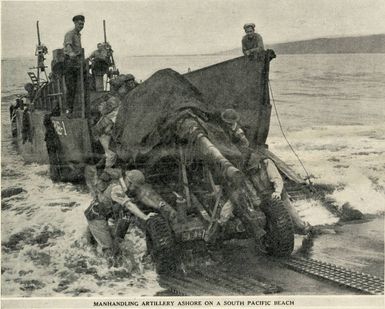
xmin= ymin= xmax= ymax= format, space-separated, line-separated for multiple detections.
xmin=113 ymin=51 xmax=275 ymax=162
xmin=184 ymin=51 xmax=274 ymax=147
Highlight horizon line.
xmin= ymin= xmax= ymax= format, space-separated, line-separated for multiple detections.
xmin=2 ymin=33 xmax=384 ymax=60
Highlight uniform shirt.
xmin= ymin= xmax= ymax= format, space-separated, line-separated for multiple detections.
xmin=89 ymin=49 xmax=109 ymax=61
xmin=233 ymin=126 xmax=250 ymax=148
xmin=63 ymin=29 xmax=82 ymax=56
xmin=103 ymin=96 xmax=121 ymax=124
xmin=264 ymin=159 xmax=284 ymax=194
xmin=97 ymin=182 xmax=130 ymax=211
xmin=95 ymin=96 xmax=121 ymax=136
xmin=249 ymin=156 xmax=284 ymax=195
xmin=242 ymin=33 xmax=264 ymax=55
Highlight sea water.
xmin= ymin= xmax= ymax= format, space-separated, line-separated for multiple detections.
xmin=1 ymin=53 xmax=385 ymax=296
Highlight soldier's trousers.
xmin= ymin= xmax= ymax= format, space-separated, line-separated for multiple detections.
xmin=88 ymin=219 xmax=114 ymax=250
xmin=87 ymin=217 xmax=131 ymax=251
xmin=64 ymin=64 xmax=79 ymax=112
xmin=99 ymin=134 xmax=117 ymax=167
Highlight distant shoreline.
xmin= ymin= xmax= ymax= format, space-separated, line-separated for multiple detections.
xmin=3 ymin=34 xmax=385 ymax=59
xmin=3 ymin=52 xmax=385 ymax=61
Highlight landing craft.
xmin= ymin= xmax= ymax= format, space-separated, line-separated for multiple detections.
xmin=10 ymin=20 xmax=118 ymax=181
xmin=10 ymin=21 xmax=312 ymax=261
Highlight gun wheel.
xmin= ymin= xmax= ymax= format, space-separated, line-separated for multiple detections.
xmin=261 ymin=199 xmax=294 ymax=257
xmin=146 ymin=214 xmax=178 ymax=274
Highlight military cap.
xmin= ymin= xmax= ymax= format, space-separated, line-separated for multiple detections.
xmin=72 ymin=15 xmax=85 ymax=22
xmin=243 ymin=23 xmax=255 ymax=30
xmin=221 ymin=108 xmax=240 ymax=124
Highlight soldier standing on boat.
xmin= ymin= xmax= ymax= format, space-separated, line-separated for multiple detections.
xmin=63 ymin=15 xmax=85 ymax=115
xmin=242 ymin=23 xmax=264 ymax=57
xmin=88 ymin=42 xmax=111 ymax=91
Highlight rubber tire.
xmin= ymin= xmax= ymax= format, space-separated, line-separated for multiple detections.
xmin=261 ymin=199 xmax=294 ymax=257
xmin=146 ymin=214 xmax=178 ymax=274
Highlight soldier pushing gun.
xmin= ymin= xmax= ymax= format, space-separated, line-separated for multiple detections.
xmin=218 ymin=109 xmax=312 ymax=236
xmin=85 ymin=169 xmax=176 ymax=266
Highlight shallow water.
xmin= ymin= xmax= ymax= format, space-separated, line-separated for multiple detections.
xmin=1 ymin=53 xmax=384 ymax=296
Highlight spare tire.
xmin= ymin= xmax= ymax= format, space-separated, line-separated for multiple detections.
xmin=261 ymin=199 xmax=294 ymax=257
xmin=146 ymin=214 xmax=178 ymax=274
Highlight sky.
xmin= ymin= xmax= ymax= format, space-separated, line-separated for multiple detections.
xmin=1 ymin=0 xmax=385 ymax=58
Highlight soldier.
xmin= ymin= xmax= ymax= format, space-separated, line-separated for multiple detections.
xmin=88 ymin=43 xmax=109 ymax=63
xmin=85 ymin=169 xmax=176 ymax=265
xmin=242 ymin=23 xmax=264 ymax=57
xmin=93 ymin=96 xmax=121 ymax=168
xmin=220 ymin=109 xmax=311 ymax=235
xmin=93 ymin=74 xmax=138 ymax=168
xmin=63 ymin=15 xmax=85 ymax=115
xmin=88 ymin=43 xmax=111 ymax=91
xmin=109 ymin=74 xmax=138 ymax=99
xmin=220 ymin=109 xmax=250 ymax=149
xmin=246 ymin=151 xmax=312 ymax=235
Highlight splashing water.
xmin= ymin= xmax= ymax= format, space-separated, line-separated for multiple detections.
xmin=2 ymin=54 xmax=385 ymax=296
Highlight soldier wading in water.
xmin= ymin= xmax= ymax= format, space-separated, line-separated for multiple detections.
xmin=85 ymin=169 xmax=176 ymax=266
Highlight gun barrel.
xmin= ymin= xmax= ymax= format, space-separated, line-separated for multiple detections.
xmin=36 ymin=21 xmax=41 ymax=45
xmin=103 ymin=20 xmax=107 ymax=43
xmin=178 ymin=118 xmax=242 ymax=184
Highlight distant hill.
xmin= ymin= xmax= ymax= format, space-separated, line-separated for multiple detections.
xmin=219 ymin=34 xmax=385 ymax=55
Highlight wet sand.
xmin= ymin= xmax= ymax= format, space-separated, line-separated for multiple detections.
xmin=212 ymin=216 xmax=384 ymax=295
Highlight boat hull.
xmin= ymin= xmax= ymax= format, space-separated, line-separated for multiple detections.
xmin=14 ymin=109 xmax=50 ymax=164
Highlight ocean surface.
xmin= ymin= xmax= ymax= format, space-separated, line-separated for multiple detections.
xmin=1 ymin=53 xmax=385 ymax=296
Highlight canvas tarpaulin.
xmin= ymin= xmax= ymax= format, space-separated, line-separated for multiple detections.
xmin=112 ymin=69 xmax=213 ymax=161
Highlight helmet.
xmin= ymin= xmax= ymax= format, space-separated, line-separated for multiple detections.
xmin=24 ymin=83 xmax=34 ymax=93
xmin=123 ymin=74 xmax=135 ymax=81
xmin=109 ymin=77 xmax=121 ymax=89
xmin=125 ymin=170 xmax=145 ymax=186
xmin=221 ymin=109 xmax=240 ymax=124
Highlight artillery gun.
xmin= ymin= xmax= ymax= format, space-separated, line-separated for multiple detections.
xmin=109 ymin=51 xmax=299 ymax=273
xmin=143 ymin=111 xmax=295 ymax=273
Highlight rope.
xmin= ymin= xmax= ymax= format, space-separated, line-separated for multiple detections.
xmin=268 ymin=80 xmax=313 ymax=185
